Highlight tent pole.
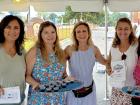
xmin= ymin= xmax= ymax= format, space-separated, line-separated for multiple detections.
xmin=27 ymin=0 xmax=31 ymax=23
xmin=103 ymin=0 xmax=110 ymax=101
xmin=27 ymin=5 xmax=31 ymax=23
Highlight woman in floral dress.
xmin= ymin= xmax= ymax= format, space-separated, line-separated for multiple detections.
xmin=26 ymin=21 xmax=66 ymax=105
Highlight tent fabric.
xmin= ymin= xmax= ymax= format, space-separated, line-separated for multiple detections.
xmin=1 ymin=0 xmax=140 ymax=12
xmin=31 ymin=0 xmax=103 ymax=12
xmin=108 ymin=0 xmax=140 ymax=12
xmin=70 ymin=1 xmax=103 ymax=12
xmin=0 ymin=0 xmax=103 ymax=12
xmin=0 ymin=0 xmax=29 ymax=12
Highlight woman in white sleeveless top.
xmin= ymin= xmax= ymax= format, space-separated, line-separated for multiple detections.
xmin=106 ymin=18 xmax=138 ymax=105
xmin=65 ymin=22 xmax=107 ymax=105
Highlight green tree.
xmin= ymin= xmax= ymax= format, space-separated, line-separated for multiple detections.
xmin=62 ymin=6 xmax=105 ymax=26
xmin=62 ymin=6 xmax=129 ymax=26
xmin=49 ymin=13 xmax=58 ymax=23
xmin=63 ymin=6 xmax=76 ymax=23
xmin=108 ymin=12 xmax=129 ymax=26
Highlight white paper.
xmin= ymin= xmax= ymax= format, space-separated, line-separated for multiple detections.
xmin=0 ymin=86 xmax=21 ymax=104
xmin=109 ymin=60 xmax=126 ymax=88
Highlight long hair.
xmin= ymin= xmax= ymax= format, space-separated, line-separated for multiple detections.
xmin=112 ymin=17 xmax=137 ymax=48
xmin=0 ymin=15 xmax=25 ymax=55
xmin=36 ymin=21 xmax=65 ymax=64
xmin=137 ymin=36 xmax=140 ymax=58
xmin=72 ymin=21 xmax=93 ymax=51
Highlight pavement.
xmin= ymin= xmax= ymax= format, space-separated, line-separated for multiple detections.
xmin=93 ymin=63 xmax=111 ymax=105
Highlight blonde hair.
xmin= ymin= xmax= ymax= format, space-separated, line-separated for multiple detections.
xmin=112 ymin=17 xmax=137 ymax=48
xmin=72 ymin=21 xmax=93 ymax=51
xmin=36 ymin=21 xmax=65 ymax=64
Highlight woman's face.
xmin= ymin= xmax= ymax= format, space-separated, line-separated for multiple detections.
xmin=75 ymin=25 xmax=89 ymax=43
xmin=4 ymin=20 xmax=20 ymax=42
xmin=116 ymin=22 xmax=132 ymax=41
xmin=41 ymin=26 xmax=56 ymax=45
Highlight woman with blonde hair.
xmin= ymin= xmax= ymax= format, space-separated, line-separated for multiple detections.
xmin=26 ymin=21 xmax=67 ymax=105
xmin=65 ymin=21 xmax=107 ymax=105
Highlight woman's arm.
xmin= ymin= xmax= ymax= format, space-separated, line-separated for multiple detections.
xmin=25 ymin=47 xmax=40 ymax=90
xmin=0 ymin=85 xmax=4 ymax=96
xmin=62 ymin=67 xmax=68 ymax=79
xmin=93 ymin=45 xmax=107 ymax=65
xmin=106 ymin=52 xmax=113 ymax=75
xmin=64 ymin=45 xmax=75 ymax=81
xmin=64 ymin=45 xmax=71 ymax=60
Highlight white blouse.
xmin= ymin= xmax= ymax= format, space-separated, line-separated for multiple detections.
xmin=110 ymin=43 xmax=138 ymax=87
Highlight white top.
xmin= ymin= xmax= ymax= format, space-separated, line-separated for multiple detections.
xmin=110 ymin=43 xmax=138 ymax=87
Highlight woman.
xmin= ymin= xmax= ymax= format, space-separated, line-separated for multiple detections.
xmin=26 ymin=21 xmax=67 ymax=105
xmin=65 ymin=21 xmax=107 ymax=105
xmin=0 ymin=15 xmax=26 ymax=105
xmin=106 ymin=17 xmax=138 ymax=105
xmin=131 ymin=35 xmax=140 ymax=105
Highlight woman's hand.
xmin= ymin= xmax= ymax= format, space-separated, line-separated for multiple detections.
xmin=106 ymin=68 xmax=113 ymax=76
xmin=64 ymin=76 xmax=75 ymax=82
xmin=32 ymin=82 xmax=40 ymax=90
xmin=0 ymin=86 xmax=4 ymax=96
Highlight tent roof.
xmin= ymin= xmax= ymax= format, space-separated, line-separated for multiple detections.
xmin=0 ymin=0 xmax=140 ymax=12
xmin=0 ymin=0 xmax=29 ymax=12
xmin=108 ymin=0 xmax=140 ymax=12
xmin=31 ymin=0 xmax=103 ymax=12
xmin=0 ymin=0 xmax=103 ymax=12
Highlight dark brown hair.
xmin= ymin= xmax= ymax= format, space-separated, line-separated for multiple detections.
xmin=0 ymin=15 xmax=25 ymax=55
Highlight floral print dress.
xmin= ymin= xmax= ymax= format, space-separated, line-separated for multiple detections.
xmin=28 ymin=49 xmax=65 ymax=105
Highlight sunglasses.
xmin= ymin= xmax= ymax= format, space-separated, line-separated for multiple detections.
xmin=121 ymin=53 xmax=127 ymax=60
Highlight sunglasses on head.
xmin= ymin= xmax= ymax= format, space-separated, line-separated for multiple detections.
xmin=121 ymin=53 xmax=127 ymax=60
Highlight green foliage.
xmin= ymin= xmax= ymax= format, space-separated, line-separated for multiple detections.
xmin=49 ymin=13 xmax=58 ymax=22
xmin=62 ymin=6 xmax=129 ymax=26
xmin=63 ymin=6 xmax=76 ymax=23
xmin=108 ymin=12 xmax=129 ymax=26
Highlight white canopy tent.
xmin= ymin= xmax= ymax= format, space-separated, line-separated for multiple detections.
xmin=0 ymin=0 xmax=103 ymax=12
xmin=1 ymin=0 xmax=140 ymax=100
xmin=31 ymin=0 xmax=104 ymax=12
xmin=1 ymin=0 xmax=140 ymax=12
xmin=108 ymin=0 xmax=140 ymax=12
xmin=0 ymin=0 xmax=29 ymax=12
